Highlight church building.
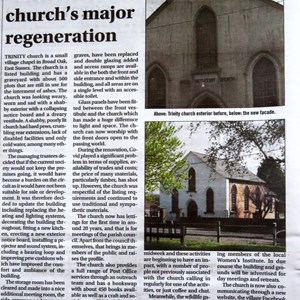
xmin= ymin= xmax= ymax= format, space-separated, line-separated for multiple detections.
xmin=159 ymin=152 xmax=276 ymax=220
xmin=146 ymin=0 xmax=284 ymax=108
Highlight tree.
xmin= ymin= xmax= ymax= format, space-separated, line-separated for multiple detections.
xmin=190 ymin=120 xmax=285 ymax=171
xmin=257 ymin=157 xmax=285 ymax=217
xmin=190 ymin=120 xmax=285 ymax=218
xmin=145 ymin=122 xmax=187 ymax=199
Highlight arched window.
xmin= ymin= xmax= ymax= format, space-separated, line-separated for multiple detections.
xmin=171 ymin=188 xmax=179 ymax=213
xmin=244 ymin=186 xmax=250 ymax=211
xmin=196 ymin=7 xmax=218 ymax=69
xmin=231 ymin=185 xmax=237 ymax=212
xmin=148 ymin=67 xmax=166 ymax=108
xmin=255 ymin=186 xmax=261 ymax=207
xmin=188 ymin=167 xmax=196 ymax=192
xmin=253 ymin=57 xmax=278 ymax=107
xmin=206 ymin=188 xmax=214 ymax=213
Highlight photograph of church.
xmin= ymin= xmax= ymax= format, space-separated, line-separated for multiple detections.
xmin=146 ymin=0 xmax=284 ymax=108
xmin=145 ymin=121 xmax=285 ymax=249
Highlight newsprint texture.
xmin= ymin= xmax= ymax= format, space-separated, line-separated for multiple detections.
xmin=0 ymin=0 xmax=299 ymax=300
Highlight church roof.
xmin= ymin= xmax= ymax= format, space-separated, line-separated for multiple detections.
xmin=147 ymin=0 xmax=283 ymax=25
xmin=190 ymin=151 xmax=265 ymax=184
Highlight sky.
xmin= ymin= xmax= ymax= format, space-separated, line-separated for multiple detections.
xmin=171 ymin=121 xmax=281 ymax=175
xmin=146 ymin=0 xmax=165 ymax=17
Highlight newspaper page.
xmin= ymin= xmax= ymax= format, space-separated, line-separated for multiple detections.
xmin=0 ymin=0 xmax=300 ymax=300
xmin=0 ymin=0 xmax=144 ymax=298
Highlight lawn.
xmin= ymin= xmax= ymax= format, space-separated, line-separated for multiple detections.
xmin=145 ymin=238 xmax=285 ymax=252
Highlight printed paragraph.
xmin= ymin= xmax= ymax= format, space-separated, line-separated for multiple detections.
xmin=3 ymin=53 xmax=68 ymax=151
xmin=73 ymin=51 xmax=139 ymax=95
xmin=216 ymin=252 xmax=286 ymax=299
xmin=1 ymin=153 xmax=66 ymax=279
xmin=71 ymin=262 xmax=137 ymax=299
xmin=144 ymin=251 xmax=211 ymax=299
xmin=0 ymin=279 xmax=65 ymax=299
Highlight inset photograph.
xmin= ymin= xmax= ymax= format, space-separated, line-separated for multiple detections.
xmin=145 ymin=121 xmax=285 ymax=251
xmin=146 ymin=0 xmax=284 ymax=108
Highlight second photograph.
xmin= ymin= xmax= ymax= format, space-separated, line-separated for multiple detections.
xmin=145 ymin=120 xmax=285 ymax=251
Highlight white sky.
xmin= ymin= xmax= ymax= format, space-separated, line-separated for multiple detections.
xmin=147 ymin=0 xmax=165 ymax=17
xmin=172 ymin=121 xmax=269 ymax=175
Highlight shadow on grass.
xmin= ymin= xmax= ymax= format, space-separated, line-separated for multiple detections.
xmin=145 ymin=239 xmax=285 ymax=252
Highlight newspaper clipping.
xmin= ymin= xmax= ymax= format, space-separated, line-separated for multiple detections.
xmin=0 ymin=0 xmax=299 ymax=299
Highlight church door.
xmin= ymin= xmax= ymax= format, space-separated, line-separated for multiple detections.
xmin=187 ymin=200 xmax=198 ymax=219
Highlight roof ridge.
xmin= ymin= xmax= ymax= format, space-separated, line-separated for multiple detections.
xmin=189 ymin=151 xmax=265 ymax=183
xmin=147 ymin=0 xmax=283 ymax=25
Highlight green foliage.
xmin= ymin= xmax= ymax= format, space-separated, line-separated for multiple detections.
xmin=145 ymin=122 xmax=187 ymax=197
xmin=145 ymin=239 xmax=285 ymax=252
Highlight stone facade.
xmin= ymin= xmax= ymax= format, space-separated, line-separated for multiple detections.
xmin=146 ymin=0 xmax=284 ymax=108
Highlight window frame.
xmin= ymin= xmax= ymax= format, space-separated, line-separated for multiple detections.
xmin=147 ymin=66 xmax=167 ymax=108
xmin=171 ymin=188 xmax=179 ymax=213
xmin=244 ymin=186 xmax=250 ymax=212
xmin=195 ymin=7 xmax=218 ymax=70
xmin=205 ymin=188 xmax=214 ymax=214
xmin=188 ymin=167 xmax=196 ymax=192
xmin=231 ymin=185 xmax=237 ymax=213
xmin=252 ymin=57 xmax=279 ymax=107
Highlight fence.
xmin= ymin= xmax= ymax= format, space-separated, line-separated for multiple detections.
xmin=144 ymin=223 xmax=186 ymax=245
xmin=145 ymin=221 xmax=285 ymax=246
